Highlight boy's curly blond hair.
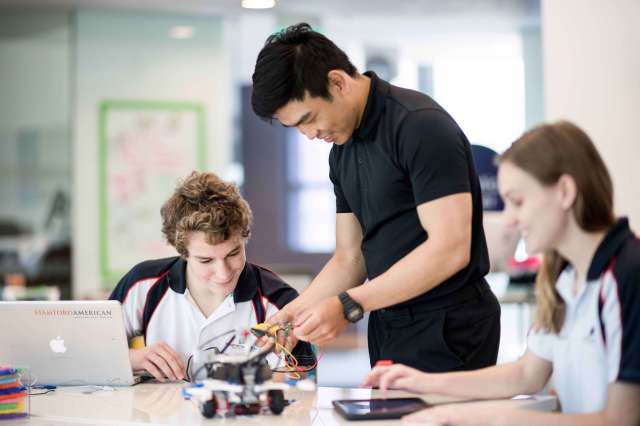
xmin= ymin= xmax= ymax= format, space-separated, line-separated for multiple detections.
xmin=160 ymin=171 xmax=252 ymax=257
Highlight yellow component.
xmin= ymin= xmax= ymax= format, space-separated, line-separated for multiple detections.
xmin=251 ymin=322 xmax=281 ymax=337
xmin=129 ymin=335 xmax=145 ymax=349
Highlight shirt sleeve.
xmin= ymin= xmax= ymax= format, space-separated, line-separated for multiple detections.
xmin=329 ymin=147 xmax=352 ymax=213
xmin=396 ymin=109 xmax=471 ymax=205
xmin=526 ymin=327 xmax=554 ymax=361
xmin=109 ymin=270 xmax=145 ymax=341
xmin=614 ymin=268 xmax=640 ymax=384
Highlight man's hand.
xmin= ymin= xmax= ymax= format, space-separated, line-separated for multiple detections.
xmin=293 ymin=296 xmax=349 ymax=345
xmin=268 ymin=306 xmax=296 ymax=334
xmin=254 ymin=305 xmax=299 ymax=353
xmin=129 ymin=342 xmax=185 ymax=382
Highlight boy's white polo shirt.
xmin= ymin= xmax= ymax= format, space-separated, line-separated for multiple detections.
xmin=140 ymin=288 xmax=272 ymax=359
xmin=527 ymin=218 xmax=640 ymax=413
xmin=110 ymin=256 xmax=316 ymax=371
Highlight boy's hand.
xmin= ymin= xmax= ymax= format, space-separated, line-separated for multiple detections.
xmin=129 ymin=342 xmax=185 ymax=382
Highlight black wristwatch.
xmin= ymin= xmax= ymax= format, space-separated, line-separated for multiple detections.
xmin=338 ymin=291 xmax=364 ymax=323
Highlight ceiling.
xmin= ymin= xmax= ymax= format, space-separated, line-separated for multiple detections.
xmin=0 ymin=0 xmax=540 ymax=21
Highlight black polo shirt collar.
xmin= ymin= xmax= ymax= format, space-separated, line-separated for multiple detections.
xmin=165 ymin=257 xmax=186 ymax=293
xmin=166 ymin=257 xmax=258 ymax=302
xmin=353 ymin=71 xmax=388 ymax=141
xmin=233 ymin=263 xmax=259 ymax=303
xmin=586 ymin=217 xmax=632 ymax=281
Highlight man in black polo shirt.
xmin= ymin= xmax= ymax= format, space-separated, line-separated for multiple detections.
xmin=251 ymin=23 xmax=501 ymax=372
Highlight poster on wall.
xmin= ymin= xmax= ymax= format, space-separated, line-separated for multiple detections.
xmin=98 ymin=100 xmax=206 ymax=285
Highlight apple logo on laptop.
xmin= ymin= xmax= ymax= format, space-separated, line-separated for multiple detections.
xmin=49 ymin=336 xmax=67 ymax=354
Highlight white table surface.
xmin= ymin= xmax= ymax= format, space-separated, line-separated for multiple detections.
xmin=16 ymin=382 xmax=557 ymax=425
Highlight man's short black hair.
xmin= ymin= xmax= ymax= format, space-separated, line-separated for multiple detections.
xmin=251 ymin=22 xmax=358 ymax=121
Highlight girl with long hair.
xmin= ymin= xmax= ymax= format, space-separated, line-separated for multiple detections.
xmin=363 ymin=121 xmax=640 ymax=425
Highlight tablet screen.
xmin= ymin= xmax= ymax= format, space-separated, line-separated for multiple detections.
xmin=333 ymin=397 xmax=429 ymax=420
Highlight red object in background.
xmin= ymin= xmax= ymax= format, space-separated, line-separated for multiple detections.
xmin=508 ymin=255 xmax=541 ymax=284
xmin=4 ymin=273 xmax=26 ymax=287
xmin=508 ymin=256 xmax=541 ymax=272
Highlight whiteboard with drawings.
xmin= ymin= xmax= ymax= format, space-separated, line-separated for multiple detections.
xmin=98 ymin=100 xmax=206 ymax=285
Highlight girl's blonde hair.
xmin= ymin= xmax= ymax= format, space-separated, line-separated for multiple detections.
xmin=499 ymin=121 xmax=614 ymax=333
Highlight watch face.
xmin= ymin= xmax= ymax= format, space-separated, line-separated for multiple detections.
xmin=348 ymin=308 xmax=363 ymax=322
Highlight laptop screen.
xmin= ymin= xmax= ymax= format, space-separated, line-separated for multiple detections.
xmin=0 ymin=300 xmax=137 ymax=386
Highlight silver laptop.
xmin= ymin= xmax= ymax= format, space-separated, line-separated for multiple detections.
xmin=0 ymin=300 xmax=142 ymax=386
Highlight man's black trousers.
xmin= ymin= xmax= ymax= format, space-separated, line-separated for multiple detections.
xmin=367 ymin=280 xmax=501 ymax=372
